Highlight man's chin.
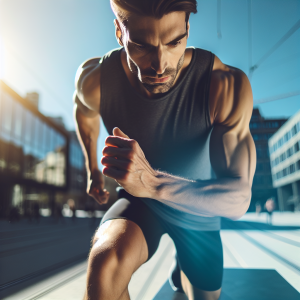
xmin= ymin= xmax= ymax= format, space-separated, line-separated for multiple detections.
xmin=143 ymin=83 xmax=172 ymax=94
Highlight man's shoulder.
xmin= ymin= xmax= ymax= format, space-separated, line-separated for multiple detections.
xmin=209 ymin=55 xmax=253 ymax=129
xmin=75 ymin=47 xmax=122 ymax=95
xmin=74 ymin=48 xmax=122 ymax=112
xmin=75 ymin=57 xmax=101 ymax=112
xmin=211 ymin=55 xmax=247 ymax=86
xmin=75 ymin=57 xmax=101 ymax=92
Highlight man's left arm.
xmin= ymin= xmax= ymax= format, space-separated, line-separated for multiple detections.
xmin=101 ymin=66 xmax=256 ymax=221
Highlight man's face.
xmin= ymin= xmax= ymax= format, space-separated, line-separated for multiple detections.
xmin=118 ymin=12 xmax=189 ymax=94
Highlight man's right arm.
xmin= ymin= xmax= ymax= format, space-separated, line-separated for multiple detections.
xmin=73 ymin=58 xmax=109 ymax=204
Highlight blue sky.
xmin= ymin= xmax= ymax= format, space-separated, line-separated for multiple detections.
xmin=0 ymin=0 xmax=299 ymax=154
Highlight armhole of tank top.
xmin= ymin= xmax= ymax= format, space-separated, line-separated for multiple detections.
xmin=205 ymin=52 xmax=215 ymax=128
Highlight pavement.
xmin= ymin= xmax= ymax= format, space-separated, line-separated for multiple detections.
xmin=0 ymin=216 xmax=100 ymax=299
xmin=1 ymin=212 xmax=300 ymax=300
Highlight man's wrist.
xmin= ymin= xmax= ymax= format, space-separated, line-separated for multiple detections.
xmin=148 ymin=171 xmax=170 ymax=201
xmin=148 ymin=171 xmax=195 ymax=201
xmin=87 ymin=166 xmax=101 ymax=179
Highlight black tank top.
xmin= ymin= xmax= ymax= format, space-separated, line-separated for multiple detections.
xmin=99 ymin=47 xmax=220 ymax=231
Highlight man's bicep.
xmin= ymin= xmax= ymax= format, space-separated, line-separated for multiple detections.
xmin=210 ymin=125 xmax=256 ymax=186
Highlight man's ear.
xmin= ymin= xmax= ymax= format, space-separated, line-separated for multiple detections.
xmin=186 ymin=21 xmax=190 ymax=38
xmin=114 ymin=19 xmax=123 ymax=46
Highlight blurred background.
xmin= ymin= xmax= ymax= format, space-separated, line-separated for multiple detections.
xmin=0 ymin=0 xmax=299 ymax=299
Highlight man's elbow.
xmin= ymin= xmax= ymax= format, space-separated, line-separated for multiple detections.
xmin=231 ymin=185 xmax=251 ymax=221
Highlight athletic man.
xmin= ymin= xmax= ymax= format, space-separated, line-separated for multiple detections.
xmin=74 ymin=1 xmax=256 ymax=299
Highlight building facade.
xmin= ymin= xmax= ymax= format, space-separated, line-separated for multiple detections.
xmin=68 ymin=131 xmax=88 ymax=208
xmin=249 ymin=108 xmax=287 ymax=211
xmin=0 ymin=80 xmax=87 ymax=218
xmin=269 ymin=110 xmax=300 ymax=211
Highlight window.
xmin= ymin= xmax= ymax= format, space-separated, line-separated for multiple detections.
xmin=13 ymin=102 xmax=23 ymax=144
xmin=34 ymin=117 xmax=44 ymax=158
xmin=280 ymin=153 xmax=286 ymax=162
xmin=46 ymin=126 xmax=54 ymax=152
xmin=282 ymin=168 xmax=287 ymax=177
xmin=291 ymin=125 xmax=297 ymax=136
xmin=275 ymin=157 xmax=279 ymax=165
xmin=295 ymin=142 xmax=300 ymax=153
xmin=52 ymin=131 xmax=59 ymax=152
xmin=287 ymin=147 xmax=293 ymax=158
xmin=297 ymin=160 xmax=300 ymax=170
xmin=290 ymin=164 xmax=295 ymax=174
xmin=24 ymin=110 xmax=32 ymax=145
xmin=41 ymin=122 xmax=48 ymax=157
xmin=0 ymin=94 xmax=13 ymax=141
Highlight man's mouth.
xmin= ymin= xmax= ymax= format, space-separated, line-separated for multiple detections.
xmin=145 ymin=76 xmax=170 ymax=83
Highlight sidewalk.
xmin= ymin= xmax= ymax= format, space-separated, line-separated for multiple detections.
xmin=2 ymin=212 xmax=300 ymax=300
xmin=0 ymin=216 xmax=100 ymax=299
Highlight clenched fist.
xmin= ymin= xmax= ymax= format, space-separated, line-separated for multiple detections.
xmin=87 ymin=169 xmax=110 ymax=205
xmin=101 ymin=127 xmax=159 ymax=199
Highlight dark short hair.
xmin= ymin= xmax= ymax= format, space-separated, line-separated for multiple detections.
xmin=111 ymin=0 xmax=197 ymax=24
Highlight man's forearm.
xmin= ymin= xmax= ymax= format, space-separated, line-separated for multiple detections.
xmin=150 ymin=173 xmax=251 ymax=220
xmin=74 ymin=105 xmax=100 ymax=174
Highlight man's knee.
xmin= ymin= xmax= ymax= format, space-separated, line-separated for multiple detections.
xmin=88 ymin=219 xmax=148 ymax=277
xmin=86 ymin=219 xmax=146 ymax=299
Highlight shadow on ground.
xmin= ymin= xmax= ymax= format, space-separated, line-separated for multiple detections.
xmin=153 ymin=269 xmax=300 ymax=300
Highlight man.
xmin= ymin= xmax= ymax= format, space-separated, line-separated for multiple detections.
xmin=74 ymin=0 xmax=256 ymax=299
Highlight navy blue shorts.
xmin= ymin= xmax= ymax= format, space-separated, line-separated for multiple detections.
xmin=100 ymin=189 xmax=223 ymax=291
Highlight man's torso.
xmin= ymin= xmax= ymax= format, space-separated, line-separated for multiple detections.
xmin=98 ymin=47 xmax=221 ymax=231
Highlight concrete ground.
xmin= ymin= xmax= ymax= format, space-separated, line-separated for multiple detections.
xmin=1 ymin=212 xmax=300 ymax=300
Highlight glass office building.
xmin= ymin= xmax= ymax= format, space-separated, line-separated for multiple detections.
xmin=68 ymin=131 xmax=86 ymax=201
xmin=269 ymin=110 xmax=300 ymax=211
xmin=0 ymin=81 xmax=68 ymax=217
xmin=249 ymin=108 xmax=287 ymax=211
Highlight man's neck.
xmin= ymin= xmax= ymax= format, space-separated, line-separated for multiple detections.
xmin=120 ymin=48 xmax=193 ymax=99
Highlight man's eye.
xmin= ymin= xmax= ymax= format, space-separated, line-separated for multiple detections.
xmin=134 ymin=44 xmax=146 ymax=50
xmin=169 ymin=40 xmax=181 ymax=47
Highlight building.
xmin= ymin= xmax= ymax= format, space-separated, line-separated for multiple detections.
xmin=269 ymin=110 xmax=300 ymax=211
xmin=25 ymin=92 xmax=39 ymax=109
xmin=68 ymin=131 xmax=87 ymax=207
xmin=0 ymin=80 xmax=87 ymax=218
xmin=249 ymin=108 xmax=287 ymax=211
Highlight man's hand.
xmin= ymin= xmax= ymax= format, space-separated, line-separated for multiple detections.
xmin=101 ymin=127 xmax=158 ymax=198
xmin=87 ymin=169 xmax=110 ymax=205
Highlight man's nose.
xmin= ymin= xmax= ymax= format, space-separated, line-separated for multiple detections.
xmin=150 ymin=47 xmax=167 ymax=75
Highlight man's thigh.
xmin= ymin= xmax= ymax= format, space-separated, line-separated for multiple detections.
xmin=167 ymin=225 xmax=223 ymax=295
xmin=98 ymin=190 xmax=166 ymax=261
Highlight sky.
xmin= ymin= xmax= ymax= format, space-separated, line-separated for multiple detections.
xmin=0 ymin=0 xmax=300 ymax=157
